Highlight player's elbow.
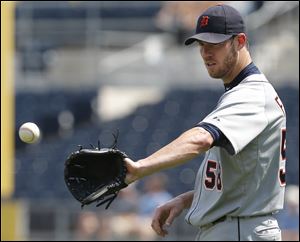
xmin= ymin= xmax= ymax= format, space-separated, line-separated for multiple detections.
xmin=191 ymin=127 xmax=214 ymax=153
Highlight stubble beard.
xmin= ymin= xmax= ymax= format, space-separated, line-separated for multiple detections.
xmin=208 ymin=45 xmax=238 ymax=79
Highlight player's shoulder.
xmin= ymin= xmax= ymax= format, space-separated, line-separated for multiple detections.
xmin=241 ymin=73 xmax=280 ymax=97
xmin=228 ymin=73 xmax=275 ymax=95
xmin=219 ymin=74 xmax=274 ymax=107
xmin=240 ymin=73 xmax=270 ymax=88
xmin=223 ymin=74 xmax=266 ymax=94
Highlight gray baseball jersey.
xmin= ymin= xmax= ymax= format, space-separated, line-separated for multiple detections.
xmin=185 ymin=73 xmax=286 ymax=227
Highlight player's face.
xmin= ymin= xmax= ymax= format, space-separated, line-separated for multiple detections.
xmin=198 ymin=37 xmax=238 ymax=80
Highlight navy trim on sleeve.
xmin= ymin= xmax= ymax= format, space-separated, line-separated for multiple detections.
xmin=197 ymin=122 xmax=235 ymax=155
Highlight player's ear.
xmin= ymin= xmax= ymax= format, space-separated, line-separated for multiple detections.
xmin=237 ymin=34 xmax=246 ymax=49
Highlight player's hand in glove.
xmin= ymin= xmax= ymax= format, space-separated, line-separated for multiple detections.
xmin=64 ymin=133 xmax=130 ymax=209
xmin=123 ymin=157 xmax=140 ymax=185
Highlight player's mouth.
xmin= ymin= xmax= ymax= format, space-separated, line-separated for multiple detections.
xmin=206 ymin=62 xmax=216 ymax=68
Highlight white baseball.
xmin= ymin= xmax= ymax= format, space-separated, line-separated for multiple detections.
xmin=19 ymin=122 xmax=40 ymax=144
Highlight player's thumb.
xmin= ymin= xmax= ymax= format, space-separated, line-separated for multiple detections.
xmin=165 ymin=211 xmax=176 ymax=226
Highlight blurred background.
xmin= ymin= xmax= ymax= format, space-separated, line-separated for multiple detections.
xmin=1 ymin=1 xmax=299 ymax=241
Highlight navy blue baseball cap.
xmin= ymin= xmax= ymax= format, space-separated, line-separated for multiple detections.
xmin=184 ymin=4 xmax=245 ymax=45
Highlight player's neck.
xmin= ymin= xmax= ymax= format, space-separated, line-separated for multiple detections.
xmin=223 ymin=50 xmax=252 ymax=85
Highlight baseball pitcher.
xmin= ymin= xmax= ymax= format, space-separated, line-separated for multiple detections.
xmin=124 ymin=4 xmax=286 ymax=241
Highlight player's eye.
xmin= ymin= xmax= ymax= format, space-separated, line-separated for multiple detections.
xmin=198 ymin=42 xmax=204 ymax=47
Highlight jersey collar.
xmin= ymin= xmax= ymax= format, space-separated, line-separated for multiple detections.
xmin=224 ymin=62 xmax=261 ymax=92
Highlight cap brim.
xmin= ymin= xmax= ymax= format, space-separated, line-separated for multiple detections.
xmin=184 ymin=33 xmax=233 ymax=45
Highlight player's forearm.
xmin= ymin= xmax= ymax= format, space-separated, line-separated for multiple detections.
xmin=136 ymin=127 xmax=213 ymax=179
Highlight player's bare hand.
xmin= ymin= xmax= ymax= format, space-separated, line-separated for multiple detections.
xmin=151 ymin=197 xmax=185 ymax=237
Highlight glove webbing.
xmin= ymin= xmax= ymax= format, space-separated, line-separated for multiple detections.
xmin=96 ymin=193 xmax=118 ymax=209
xmin=95 ymin=176 xmax=125 ymax=209
xmin=80 ymin=177 xmax=124 ymax=210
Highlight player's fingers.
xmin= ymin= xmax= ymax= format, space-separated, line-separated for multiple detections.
xmin=151 ymin=218 xmax=165 ymax=237
xmin=165 ymin=210 xmax=176 ymax=226
xmin=151 ymin=209 xmax=169 ymax=237
xmin=151 ymin=219 xmax=169 ymax=237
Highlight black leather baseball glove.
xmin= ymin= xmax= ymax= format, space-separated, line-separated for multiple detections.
xmin=64 ymin=137 xmax=129 ymax=209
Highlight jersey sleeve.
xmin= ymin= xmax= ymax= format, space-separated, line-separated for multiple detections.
xmin=201 ymin=85 xmax=268 ymax=155
xmin=197 ymin=122 xmax=235 ymax=155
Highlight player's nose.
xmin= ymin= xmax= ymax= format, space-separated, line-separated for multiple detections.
xmin=200 ymin=48 xmax=214 ymax=60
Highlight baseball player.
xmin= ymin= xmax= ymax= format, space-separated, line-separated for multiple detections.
xmin=124 ymin=4 xmax=286 ymax=241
